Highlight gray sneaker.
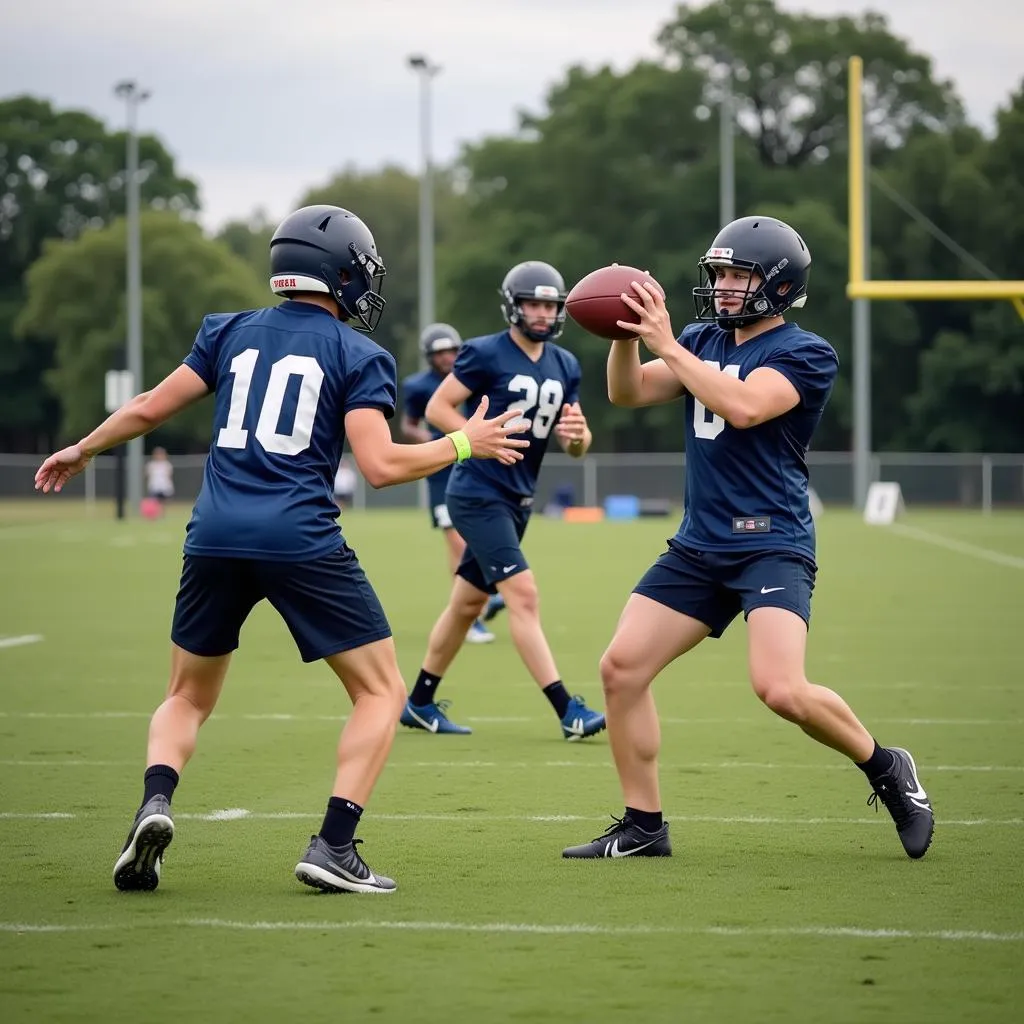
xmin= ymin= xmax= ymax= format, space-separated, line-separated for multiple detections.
xmin=113 ymin=795 xmax=175 ymax=891
xmin=294 ymin=835 xmax=397 ymax=894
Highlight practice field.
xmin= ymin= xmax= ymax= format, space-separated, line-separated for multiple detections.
xmin=0 ymin=502 xmax=1021 ymax=1023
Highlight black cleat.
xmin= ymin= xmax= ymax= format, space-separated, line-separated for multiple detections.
xmin=113 ymin=795 xmax=175 ymax=892
xmin=294 ymin=835 xmax=397 ymax=894
xmin=562 ymin=814 xmax=672 ymax=859
xmin=867 ymin=747 xmax=934 ymax=859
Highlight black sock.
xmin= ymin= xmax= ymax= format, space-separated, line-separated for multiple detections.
xmin=142 ymin=764 xmax=179 ymax=805
xmin=319 ymin=796 xmax=363 ymax=848
xmin=410 ymin=669 xmax=442 ymax=707
xmin=542 ymin=681 xmax=571 ymax=718
xmin=626 ymin=807 xmax=663 ymax=832
xmin=857 ymin=741 xmax=895 ymax=780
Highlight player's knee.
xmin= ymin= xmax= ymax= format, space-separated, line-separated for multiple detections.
xmin=751 ymin=673 xmax=809 ymax=722
xmin=502 ymin=577 xmax=540 ymax=618
xmin=453 ymin=591 xmax=487 ymax=621
xmin=599 ymin=647 xmax=645 ymax=698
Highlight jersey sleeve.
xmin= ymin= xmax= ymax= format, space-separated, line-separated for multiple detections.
xmin=677 ymin=322 xmax=704 ymax=354
xmin=345 ymin=350 xmax=397 ymax=419
xmin=402 ymin=375 xmax=428 ymax=421
xmin=182 ymin=315 xmax=220 ymax=389
xmin=765 ymin=339 xmax=839 ymax=411
xmin=451 ymin=341 xmax=490 ymax=397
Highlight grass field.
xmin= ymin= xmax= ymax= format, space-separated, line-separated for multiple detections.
xmin=1 ymin=500 xmax=1022 ymax=1023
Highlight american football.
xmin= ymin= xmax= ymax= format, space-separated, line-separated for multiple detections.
xmin=565 ymin=264 xmax=665 ymax=340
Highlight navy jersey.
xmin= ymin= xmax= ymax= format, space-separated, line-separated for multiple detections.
xmin=675 ymin=321 xmax=837 ymax=559
xmin=445 ymin=331 xmax=582 ymax=502
xmin=402 ymin=367 xmax=452 ymax=490
xmin=182 ymin=300 xmax=396 ymax=561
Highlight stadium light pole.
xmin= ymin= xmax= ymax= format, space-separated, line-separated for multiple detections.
xmin=407 ymin=54 xmax=441 ymax=363
xmin=719 ymin=59 xmax=735 ymax=226
xmin=115 ymin=80 xmax=150 ymax=514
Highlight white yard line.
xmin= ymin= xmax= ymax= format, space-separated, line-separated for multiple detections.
xmin=0 ymin=917 xmax=1019 ymax=943
xmin=0 ymin=635 xmax=44 ymax=650
xmin=890 ymin=522 xmax=1024 ymax=570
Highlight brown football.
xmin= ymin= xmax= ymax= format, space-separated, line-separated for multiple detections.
xmin=565 ymin=264 xmax=665 ymax=340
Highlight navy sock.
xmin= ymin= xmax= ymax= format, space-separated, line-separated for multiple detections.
xmin=626 ymin=807 xmax=663 ymax=832
xmin=410 ymin=670 xmax=442 ymax=707
xmin=857 ymin=741 xmax=895 ymax=780
xmin=542 ymin=681 xmax=571 ymax=718
xmin=142 ymin=764 xmax=179 ymax=805
xmin=320 ymin=796 xmax=363 ymax=848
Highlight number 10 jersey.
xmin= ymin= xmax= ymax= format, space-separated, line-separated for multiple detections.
xmin=445 ymin=330 xmax=582 ymax=503
xmin=181 ymin=300 xmax=397 ymax=561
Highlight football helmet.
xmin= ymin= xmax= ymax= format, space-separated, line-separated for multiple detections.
xmin=499 ymin=261 xmax=567 ymax=342
xmin=420 ymin=322 xmax=463 ymax=358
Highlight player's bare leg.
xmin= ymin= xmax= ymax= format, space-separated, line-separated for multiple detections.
xmin=323 ymin=637 xmax=407 ymax=806
xmin=114 ymin=645 xmax=231 ymax=891
xmin=147 ymin=645 xmax=232 ymax=770
xmin=746 ymin=607 xmax=934 ymax=858
xmin=563 ymin=595 xmax=702 ymax=858
xmin=598 ymin=595 xmax=710 ymax=812
xmin=495 ymin=570 xmax=605 ymax=739
xmin=745 ymin=608 xmax=874 ymax=759
xmin=294 ymin=637 xmax=406 ymax=894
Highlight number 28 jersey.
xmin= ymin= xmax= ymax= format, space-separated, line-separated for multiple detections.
xmin=445 ymin=331 xmax=582 ymax=502
xmin=181 ymin=300 xmax=396 ymax=561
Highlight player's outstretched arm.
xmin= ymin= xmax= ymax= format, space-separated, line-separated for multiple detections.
xmin=607 ymin=337 xmax=686 ymax=408
xmin=34 ymin=365 xmax=210 ymax=494
xmin=345 ymin=396 xmax=529 ymax=489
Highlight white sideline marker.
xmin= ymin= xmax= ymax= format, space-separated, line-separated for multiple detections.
xmin=863 ymin=482 xmax=904 ymax=525
xmin=0 ymin=634 xmax=43 ymax=650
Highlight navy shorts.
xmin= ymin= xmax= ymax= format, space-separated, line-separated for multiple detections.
xmin=633 ymin=540 xmax=816 ymax=638
xmin=428 ymin=474 xmax=453 ymax=530
xmin=447 ymin=492 xmax=532 ymax=594
xmin=171 ymin=544 xmax=392 ymax=663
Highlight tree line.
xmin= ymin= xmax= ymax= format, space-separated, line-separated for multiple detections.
xmin=3 ymin=0 xmax=1022 ymax=454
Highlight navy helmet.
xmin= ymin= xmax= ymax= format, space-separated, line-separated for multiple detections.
xmin=693 ymin=216 xmax=811 ymax=329
xmin=499 ymin=261 xmax=567 ymax=342
xmin=269 ymin=205 xmax=386 ymax=333
xmin=420 ymin=322 xmax=463 ymax=359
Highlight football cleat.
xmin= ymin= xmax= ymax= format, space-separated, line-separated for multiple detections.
xmin=562 ymin=814 xmax=672 ymax=859
xmin=113 ymin=794 xmax=175 ymax=892
xmin=866 ymin=747 xmax=935 ymax=859
xmin=295 ymin=835 xmax=396 ymax=894
xmin=464 ymin=620 xmax=496 ymax=644
xmin=400 ymin=698 xmax=472 ymax=735
xmin=560 ymin=695 xmax=606 ymax=741
xmin=482 ymin=594 xmax=506 ymax=623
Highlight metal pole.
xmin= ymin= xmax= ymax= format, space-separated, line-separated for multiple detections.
xmin=115 ymin=81 xmax=150 ymax=514
xmin=720 ymin=63 xmax=735 ymax=226
xmin=848 ymin=57 xmax=872 ymax=509
xmin=408 ymin=56 xmax=440 ymax=355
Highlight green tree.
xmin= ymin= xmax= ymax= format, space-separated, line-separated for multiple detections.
xmin=16 ymin=211 xmax=267 ymax=450
xmin=656 ymin=0 xmax=964 ymax=167
xmin=0 ymin=95 xmax=199 ymax=448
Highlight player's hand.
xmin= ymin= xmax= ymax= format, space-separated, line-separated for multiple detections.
xmin=461 ymin=394 xmax=531 ymax=465
xmin=617 ymin=280 xmax=677 ymax=358
xmin=554 ymin=402 xmax=587 ymax=444
xmin=34 ymin=444 xmax=90 ymax=493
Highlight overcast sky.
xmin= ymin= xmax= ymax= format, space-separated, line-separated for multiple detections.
xmin=3 ymin=0 xmax=1021 ymax=232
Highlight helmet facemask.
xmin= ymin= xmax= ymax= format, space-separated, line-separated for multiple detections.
xmin=502 ymin=285 xmax=566 ymax=342
xmin=693 ymin=251 xmax=807 ymax=330
xmin=320 ymin=243 xmax=387 ymax=333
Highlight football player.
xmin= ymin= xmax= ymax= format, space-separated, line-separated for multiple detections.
xmin=401 ymin=323 xmax=505 ymax=644
xmin=399 ymin=261 xmax=606 ymax=739
xmin=34 ymin=205 xmax=529 ymax=893
xmin=563 ymin=216 xmax=934 ymax=861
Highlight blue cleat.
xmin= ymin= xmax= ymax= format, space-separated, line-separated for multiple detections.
xmin=464 ymin=619 xmax=495 ymax=644
xmin=560 ymin=695 xmax=606 ymax=741
xmin=400 ymin=698 xmax=472 ymax=735
xmin=482 ymin=594 xmax=506 ymax=623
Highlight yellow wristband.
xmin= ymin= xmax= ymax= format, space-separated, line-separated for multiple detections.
xmin=447 ymin=429 xmax=472 ymax=463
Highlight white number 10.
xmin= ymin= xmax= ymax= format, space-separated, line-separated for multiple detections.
xmin=216 ymin=348 xmax=325 ymax=456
